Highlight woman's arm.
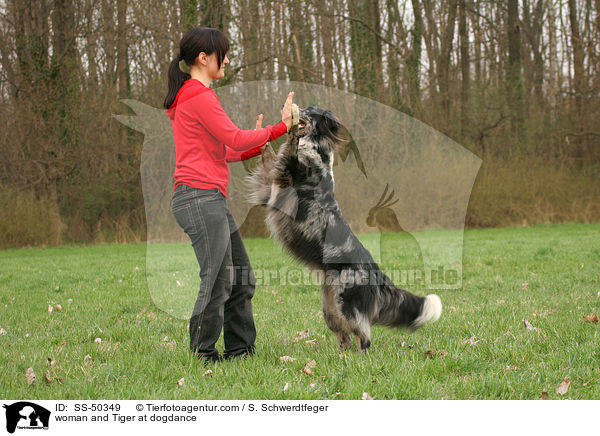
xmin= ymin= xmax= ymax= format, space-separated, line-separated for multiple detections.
xmin=225 ymin=143 xmax=264 ymax=162
xmin=187 ymin=87 xmax=288 ymax=151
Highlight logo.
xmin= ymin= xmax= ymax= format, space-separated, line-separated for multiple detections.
xmin=2 ymin=402 xmax=51 ymax=433
xmin=114 ymin=80 xmax=481 ymax=318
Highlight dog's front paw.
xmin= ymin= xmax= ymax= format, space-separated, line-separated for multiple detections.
xmin=261 ymin=142 xmax=275 ymax=168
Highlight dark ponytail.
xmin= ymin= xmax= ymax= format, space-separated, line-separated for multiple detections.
xmin=163 ymin=27 xmax=230 ymax=109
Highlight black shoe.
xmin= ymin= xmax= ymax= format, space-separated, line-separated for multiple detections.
xmin=223 ymin=345 xmax=255 ymax=361
xmin=196 ymin=351 xmax=222 ymax=363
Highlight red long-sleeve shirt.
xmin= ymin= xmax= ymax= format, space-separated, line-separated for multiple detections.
xmin=166 ymin=78 xmax=288 ymax=196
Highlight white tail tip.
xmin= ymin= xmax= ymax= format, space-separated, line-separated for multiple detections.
xmin=411 ymin=294 xmax=442 ymax=329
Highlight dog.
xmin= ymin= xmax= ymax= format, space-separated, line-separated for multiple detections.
xmin=246 ymin=106 xmax=442 ymax=353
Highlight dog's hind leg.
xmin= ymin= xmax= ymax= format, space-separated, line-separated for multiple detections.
xmin=322 ymin=282 xmax=354 ymax=353
xmin=349 ymin=309 xmax=372 ymax=353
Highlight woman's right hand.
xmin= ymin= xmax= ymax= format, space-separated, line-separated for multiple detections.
xmin=281 ymin=91 xmax=294 ymax=131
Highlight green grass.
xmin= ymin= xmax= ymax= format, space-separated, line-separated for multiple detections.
xmin=1 ymin=223 xmax=599 ymax=399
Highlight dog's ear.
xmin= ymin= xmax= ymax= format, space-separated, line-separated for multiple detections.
xmin=322 ymin=111 xmax=350 ymax=152
xmin=322 ymin=110 xmax=340 ymax=136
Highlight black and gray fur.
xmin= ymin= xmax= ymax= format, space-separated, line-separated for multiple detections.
xmin=246 ymin=106 xmax=442 ymax=353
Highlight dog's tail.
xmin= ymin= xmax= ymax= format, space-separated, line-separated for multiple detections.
xmin=409 ymin=293 xmax=442 ymax=330
xmin=374 ymin=284 xmax=442 ymax=330
xmin=245 ymin=165 xmax=271 ymax=206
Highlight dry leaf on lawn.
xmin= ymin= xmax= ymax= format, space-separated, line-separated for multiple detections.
xmin=25 ymin=367 xmax=36 ymax=385
xmin=556 ymin=376 xmax=571 ymax=395
xmin=302 ymin=359 xmax=317 ymax=375
xmin=523 ymin=319 xmax=539 ymax=331
xmin=425 ymin=349 xmax=448 ymax=359
xmin=462 ymin=335 xmax=480 ymax=346
xmin=291 ymin=329 xmax=310 ymax=342
xmin=583 ymin=314 xmax=598 ymax=323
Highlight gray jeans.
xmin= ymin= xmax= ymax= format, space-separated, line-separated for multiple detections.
xmin=171 ymin=184 xmax=257 ymax=360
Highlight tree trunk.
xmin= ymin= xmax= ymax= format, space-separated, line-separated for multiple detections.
xmin=439 ymin=0 xmax=458 ymax=128
xmin=507 ymin=0 xmax=525 ymax=145
xmin=459 ymin=0 xmax=470 ymax=137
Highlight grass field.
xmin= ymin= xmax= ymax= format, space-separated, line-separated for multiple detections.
xmin=1 ymin=223 xmax=599 ymax=400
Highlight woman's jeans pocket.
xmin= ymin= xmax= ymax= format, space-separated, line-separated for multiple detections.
xmin=172 ymin=202 xmax=197 ymax=235
xmin=171 ymin=187 xmax=222 ymax=235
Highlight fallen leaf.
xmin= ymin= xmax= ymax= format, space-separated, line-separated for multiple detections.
xmin=462 ymin=335 xmax=480 ymax=346
xmin=0 ymin=328 xmax=6 ymax=335
xmin=556 ymin=376 xmax=571 ymax=395
xmin=504 ymin=365 xmax=518 ymax=372
xmin=425 ymin=349 xmax=448 ymax=359
xmin=67 ymin=298 xmax=73 ymax=303
xmin=361 ymin=392 xmax=373 ymax=400
xmin=48 ymin=305 xmax=53 ymax=314
xmin=291 ymin=329 xmax=310 ymax=342
xmin=44 ymin=372 xmax=53 ymax=384
xmin=583 ymin=314 xmax=598 ymax=323
xmin=305 ymin=339 xmax=318 ymax=345
xmin=47 ymin=357 xmax=56 ymax=366
xmin=302 ymin=359 xmax=317 ymax=375
xmin=177 ymin=377 xmax=184 ymax=386
xmin=522 ymin=282 xmax=529 ymax=291
xmin=94 ymin=337 xmax=102 ymax=344
xmin=161 ymin=340 xmax=176 ymax=350
xmin=279 ymin=356 xmax=297 ymax=363
xmin=84 ymin=354 xmax=92 ymax=364
xmin=25 ymin=367 xmax=36 ymax=385
xmin=60 ymin=340 xmax=67 ymax=346
xmin=283 ymin=382 xmax=289 ymax=391
xmin=203 ymin=369 xmax=212 ymax=377
xmin=540 ymin=389 xmax=549 ymax=400
xmin=54 ymin=304 xmax=62 ymax=311
xmin=523 ymin=319 xmax=539 ymax=331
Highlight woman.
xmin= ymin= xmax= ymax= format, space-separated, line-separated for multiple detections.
xmin=164 ymin=27 xmax=294 ymax=362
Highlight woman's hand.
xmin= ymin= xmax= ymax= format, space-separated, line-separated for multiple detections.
xmin=281 ymin=91 xmax=294 ymax=131
xmin=255 ymin=113 xmax=268 ymax=151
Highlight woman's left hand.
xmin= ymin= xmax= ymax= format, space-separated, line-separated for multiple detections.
xmin=255 ymin=114 xmax=268 ymax=151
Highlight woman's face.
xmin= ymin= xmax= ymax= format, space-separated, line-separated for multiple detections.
xmin=199 ymin=52 xmax=229 ymax=79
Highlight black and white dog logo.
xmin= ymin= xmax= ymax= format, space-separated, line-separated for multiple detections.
xmin=3 ymin=402 xmax=51 ymax=433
